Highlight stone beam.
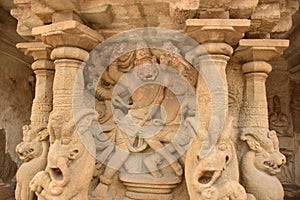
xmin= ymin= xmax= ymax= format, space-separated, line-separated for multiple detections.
xmin=32 ymin=20 xmax=104 ymax=50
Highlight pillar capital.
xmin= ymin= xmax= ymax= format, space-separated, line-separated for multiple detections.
xmin=201 ymin=42 xmax=233 ymax=56
xmin=242 ymin=61 xmax=272 ymax=75
xmin=184 ymin=19 xmax=250 ymax=45
xmin=51 ymin=47 xmax=89 ymax=62
xmin=16 ymin=42 xmax=52 ymax=61
xmin=234 ymin=39 xmax=289 ymax=64
xmin=32 ymin=20 xmax=104 ymax=50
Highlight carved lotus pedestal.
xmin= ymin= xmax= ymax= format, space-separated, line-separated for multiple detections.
xmin=119 ymin=172 xmax=181 ymax=200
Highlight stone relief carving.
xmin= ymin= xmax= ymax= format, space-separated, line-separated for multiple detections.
xmin=186 ymin=118 xmax=250 ymax=200
xmin=269 ymin=95 xmax=290 ymax=137
xmin=240 ymin=130 xmax=286 ymax=200
xmin=85 ymin=41 xmax=199 ymax=200
xmin=8 ymin=0 xmax=299 ymax=196
xmin=30 ymin=110 xmax=97 ymax=200
xmin=12 ymin=24 xmax=292 ymax=199
xmin=15 ymin=124 xmax=49 ymax=200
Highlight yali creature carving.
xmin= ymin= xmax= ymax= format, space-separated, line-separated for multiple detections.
xmin=240 ymin=130 xmax=286 ymax=200
xmin=30 ymin=109 xmax=97 ymax=200
xmin=187 ymin=118 xmax=249 ymax=200
xmin=15 ymin=125 xmax=49 ymax=200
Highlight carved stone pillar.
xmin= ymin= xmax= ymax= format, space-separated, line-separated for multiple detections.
xmin=235 ymin=39 xmax=289 ymax=132
xmin=185 ymin=19 xmax=250 ymax=139
xmin=17 ymin=42 xmax=54 ymax=126
xmin=32 ymin=20 xmax=104 ymax=116
xmin=184 ymin=19 xmax=251 ymax=200
xmin=27 ymin=20 xmax=104 ymax=200
xmin=15 ymin=42 xmax=53 ymax=200
xmin=235 ymin=39 xmax=290 ymax=200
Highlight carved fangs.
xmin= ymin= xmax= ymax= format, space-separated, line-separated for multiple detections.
xmin=263 ymin=161 xmax=282 ymax=174
xmin=18 ymin=148 xmax=34 ymax=161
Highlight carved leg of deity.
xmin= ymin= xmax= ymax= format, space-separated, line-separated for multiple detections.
xmin=145 ymin=139 xmax=183 ymax=176
xmin=143 ymin=153 xmax=164 ymax=178
xmin=91 ymin=143 xmax=130 ymax=199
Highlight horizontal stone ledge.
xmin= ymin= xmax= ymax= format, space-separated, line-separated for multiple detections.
xmin=185 ymin=19 xmax=251 ymax=27
xmin=16 ymin=42 xmax=52 ymax=60
xmin=32 ymin=20 xmax=104 ymax=50
xmin=184 ymin=19 xmax=251 ymax=45
xmin=234 ymin=39 xmax=289 ymax=63
xmin=239 ymin=39 xmax=289 ymax=48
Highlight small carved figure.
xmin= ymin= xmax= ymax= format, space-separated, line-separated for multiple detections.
xmin=269 ymin=95 xmax=289 ymax=136
xmin=30 ymin=109 xmax=97 ymax=200
xmin=240 ymin=130 xmax=286 ymax=200
xmin=15 ymin=124 xmax=49 ymax=200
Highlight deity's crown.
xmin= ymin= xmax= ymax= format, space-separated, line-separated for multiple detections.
xmin=135 ymin=42 xmax=153 ymax=61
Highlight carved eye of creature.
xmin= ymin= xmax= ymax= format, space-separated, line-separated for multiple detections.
xmin=218 ymin=142 xmax=227 ymax=151
xmin=69 ymin=149 xmax=79 ymax=160
xmin=61 ymin=138 xmax=71 ymax=145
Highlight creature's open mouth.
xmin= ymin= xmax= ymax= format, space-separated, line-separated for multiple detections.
xmin=192 ymin=170 xmax=222 ymax=192
xmin=50 ymin=167 xmax=64 ymax=181
xmin=264 ymin=161 xmax=281 ymax=174
xmin=18 ymin=148 xmax=34 ymax=161
xmin=49 ymin=157 xmax=70 ymax=188
xmin=198 ymin=171 xmax=215 ymax=184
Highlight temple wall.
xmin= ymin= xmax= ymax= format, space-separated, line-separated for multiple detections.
xmin=0 ymin=53 xmax=33 ymax=163
xmin=0 ymin=7 xmax=33 ymax=198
